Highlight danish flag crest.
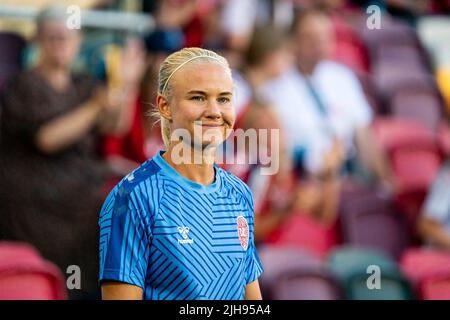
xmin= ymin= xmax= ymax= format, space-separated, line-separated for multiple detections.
xmin=236 ymin=216 xmax=249 ymax=251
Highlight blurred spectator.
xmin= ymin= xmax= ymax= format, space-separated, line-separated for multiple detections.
xmin=244 ymin=107 xmax=341 ymax=252
xmin=220 ymin=0 xmax=260 ymax=54
xmin=0 ymin=6 xmax=140 ymax=299
xmin=316 ymin=0 xmax=370 ymax=73
xmin=102 ymin=39 xmax=167 ymax=178
xmin=220 ymin=25 xmax=292 ymax=240
xmin=261 ymin=6 xmax=394 ymax=191
xmin=149 ymin=0 xmax=207 ymax=48
xmin=223 ymin=25 xmax=292 ymax=179
xmin=143 ymin=1 xmax=230 ymax=59
xmin=219 ymin=0 xmax=294 ymax=68
xmin=417 ymin=121 xmax=450 ymax=249
xmin=228 ymin=25 xmax=341 ymax=248
xmin=238 ymin=25 xmax=293 ymax=126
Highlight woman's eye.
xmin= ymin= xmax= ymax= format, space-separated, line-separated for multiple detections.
xmin=218 ymin=97 xmax=231 ymax=104
xmin=191 ymin=96 xmax=205 ymax=102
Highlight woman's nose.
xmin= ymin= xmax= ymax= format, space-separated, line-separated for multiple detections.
xmin=204 ymin=99 xmax=221 ymax=118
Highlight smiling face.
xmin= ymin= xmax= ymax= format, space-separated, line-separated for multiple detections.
xmin=158 ymin=60 xmax=236 ymax=149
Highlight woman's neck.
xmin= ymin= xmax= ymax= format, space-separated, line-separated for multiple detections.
xmin=162 ymin=144 xmax=217 ymax=186
xmin=36 ymin=61 xmax=71 ymax=92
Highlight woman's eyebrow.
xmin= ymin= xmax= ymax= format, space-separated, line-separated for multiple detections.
xmin=186 ymin=90 xmax=206 ymax=95
xmin=186 ymin=90 xmax=233 ymax=96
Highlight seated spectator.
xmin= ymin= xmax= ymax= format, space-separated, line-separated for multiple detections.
xmin=226 ymin=24 xmax=341 ymax=251
xmin=236 ymin=25 xmax=293 ymax=128
xmin=221 ymin=25 xmax=292 ymax=178
xmin=217 ymin=0 xmax=292 ymax=69
xmin=316 ymin=0 xmax=370 ymax=73
xmin=260 ymin=6 xmax=395 ymax=192
xmin=249 ymin=124 xmax=342 ymax=255
xmin=219 ymin=0 xmax=260 ymax=69
xmin=0 ymin=6 xmax=141 ymax=299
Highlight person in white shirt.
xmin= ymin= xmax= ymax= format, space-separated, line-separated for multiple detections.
xmin=261 ymin=6 xmax=394 ymax=188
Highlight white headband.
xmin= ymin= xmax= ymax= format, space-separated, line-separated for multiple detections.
xmin=161 ymin=55 xmax=225 ymax=95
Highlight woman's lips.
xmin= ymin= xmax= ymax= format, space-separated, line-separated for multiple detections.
xmin=200 ymin=124 xmax=224 ymax=128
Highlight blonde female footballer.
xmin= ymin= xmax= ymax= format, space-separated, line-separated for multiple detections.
xmin=99 ymin=47 xmax=264 ymax=300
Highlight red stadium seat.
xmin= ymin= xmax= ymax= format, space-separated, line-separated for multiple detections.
xmin=339 ymin=190 xmax=410 ymax=259
xmin=258 ymin=246 xmax=343 ymax=300
xmin=372 ymin=118 xmax=443 ymax=237
xmin=372 ymin=62 xmax=435 ymax=102
xmin=394 ymin=190 xmax=428 ymax=241
xmin=391 ymin=141 xmax=441 ymax=234
xmin=0 ymin=242 xmax=67 ymax=300
xmin=272 ymin=268 xmax=343 ymax=300
xmin=331 ymin=14 xmax=369 ymax=73
xmin=391 ymin=148 xmax=441 ymax=192
xmin=389 ymin=86 xmax=443 ymax=131
xmin=437 ymin=120 xmax=450 ymax=157
xmin=372 ymin=117 xmax=436 ymax=151
xmin=375 ymin=44 xmax=426 ymax=68
xmin=371 ymin=118 xmax=442 ymax=192
xmin=400 ymin=248 xmax=450 ymax=299
xmin=360 ymin=17 xmax=419 ymax=52
xmin=268 ymin=214 xmax=340 ymax=258
xmin=421 ymin=276 xmax=450 ymax=300
xmin=366 ymin=21 xmax=434 ymax=102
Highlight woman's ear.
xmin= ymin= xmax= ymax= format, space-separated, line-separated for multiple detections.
xmin=156 ymin=94 xmax=172 ymax=121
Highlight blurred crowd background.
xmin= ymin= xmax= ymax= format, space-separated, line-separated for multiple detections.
xmin=0 ymin=0 xmax=450 ymax=300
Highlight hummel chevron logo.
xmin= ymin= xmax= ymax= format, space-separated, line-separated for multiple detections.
xmin=178 ymin=226 xmax=193 ymax=244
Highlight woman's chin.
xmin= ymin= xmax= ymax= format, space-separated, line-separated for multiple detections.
xmin=191 ymin=134 xmax=225 ymax=148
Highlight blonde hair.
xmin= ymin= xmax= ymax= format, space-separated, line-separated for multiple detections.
xmin=154 ymin=47 xmax=231 ymax=147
